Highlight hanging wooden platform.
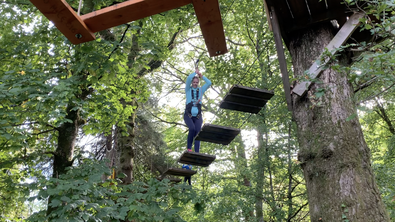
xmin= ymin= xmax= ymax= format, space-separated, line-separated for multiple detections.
xmin=219 ymin=85 xmax=274 ymax=113
xmin=28 ymin=0 xmax=228 ymax=57
xmin=162 ymin=168 xmax=197 ymax=177
xmin=178 ymin=151 xmax=216 ymax=167
xmin=194 ymin=124 xmax=240 ymax=145
xmin=28 ymin=0 xmax=95 ymax=44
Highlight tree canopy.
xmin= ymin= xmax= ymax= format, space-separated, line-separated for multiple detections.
xmin=0 ymin=0 xmax=394 ymax=221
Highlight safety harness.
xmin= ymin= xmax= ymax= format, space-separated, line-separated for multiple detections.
xmin=185 ymin=88 xmax=202 ymax=118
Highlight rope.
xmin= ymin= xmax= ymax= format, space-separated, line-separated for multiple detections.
xmin=77 ymin=0 xmax=83 ymax=16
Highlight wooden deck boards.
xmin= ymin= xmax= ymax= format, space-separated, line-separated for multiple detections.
xmin=265 ymin=0 xmax=350 ymax=43
xmin=178 ymin=151 xmax=216 ymax=167
xmin=195 ymin=124 xmax=240 ymax=145
xmin=219 ymin=85 xmax=274 ymax=113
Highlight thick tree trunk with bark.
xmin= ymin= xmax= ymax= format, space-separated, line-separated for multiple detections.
xmin=116 ymin=113 xmax=136 ymax=184
xmin=289 ymin=23 xmax=389 ymax=221
xmin=52 ymin=106 xmax=79 ymax=177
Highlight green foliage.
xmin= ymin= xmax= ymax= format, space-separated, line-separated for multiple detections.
xmin=2 ymin=0 xmax=395 ymax=221
xmin=27 ymin=159 xmax=193 ymax=222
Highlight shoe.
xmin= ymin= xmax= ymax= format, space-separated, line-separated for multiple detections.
xmin=187 ymin=149 xmax=192 ymax=152
xmin=182 ymin=164 xmax=192 ymax=170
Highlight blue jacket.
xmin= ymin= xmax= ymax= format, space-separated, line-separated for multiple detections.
xmin=185 ymin=72 xmax=212 ymax=117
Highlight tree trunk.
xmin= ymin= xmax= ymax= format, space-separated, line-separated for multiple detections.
xmin=289 ymin=23 xmax=389 ymax=221
xmin=255 ymin=124 xmax=266 ymax=222
xmin=286 ymin=122 xmax=293 ymax=222
xmin=116 ymin=113 xmax=136 ymax=184
xmin=52 ymin=105 xmax=79 ymax=177
xmin=232 ymin=136 xmax=254 ymax=219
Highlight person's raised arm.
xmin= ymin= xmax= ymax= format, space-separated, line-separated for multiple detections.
xmin=198 ymin=69 xmax=211 ymax=93
xmin=185 ymin=71 xmax=196 ymax=92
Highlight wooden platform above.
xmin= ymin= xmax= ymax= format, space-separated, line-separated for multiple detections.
xmin=220 ymin=85 xmax=274 ymax=113
xmin=81 ymin=0 xmax=191 ymax=33
xmin=163 ymin=168 xmax=197 ymax=177
xmin=195 ymin=124 xmax=240 ymax=145
xmin=178 ymin=151 xmax=216 ymax=167
xmin=29 ymin=0 xmax=95 ymax=44
xmin=29 ymin=0 xmax=228 ymax=57
xmin=264 ymin=0 xmax=378 ymax=48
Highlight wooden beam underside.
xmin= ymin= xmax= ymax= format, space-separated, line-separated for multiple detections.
xmin=81 ymin=0 xmax=192 ymax=33
xmin=271 ymin=7 xmax=293 ymax=111
xmin=30 ymin=0 xmax=228 ymax=57
xmin=29 ymin=0 xmax=95 ymax=44
xmin=192 ymin=0 xmax=228 ymax=57
xmin=292 ymin=12 xmax=364 ymax=96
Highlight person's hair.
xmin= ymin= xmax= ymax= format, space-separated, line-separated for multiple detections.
xmin=192 ymin=76 xmax=199 ymax=82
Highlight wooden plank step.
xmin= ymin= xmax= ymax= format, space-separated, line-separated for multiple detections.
xmin=195 ymin=124 xmax=240 ymax=145
xmin=196 ymin=130 xmax=239 ymax=145
xmin=178 ymin=151 xmax=216 ymax=167
xmin=28 ymin=0 xmax=95 ymax=44
xmin=81 ymin=0 xmax=191 ymax=33
xmin=192 ymin=0 xmax=227 ymax=57
xmin=222 ymin=93 xmax=268 ymax=107
xmin=227 ymin=85 xmax=274 ymax=100
xmin=220 ymin=101 xmax=263 ymax=114
xmin=163 ymin=168 xmax=197 ymax=177
xmin=219 ymin=85 xmax=274 ymax=113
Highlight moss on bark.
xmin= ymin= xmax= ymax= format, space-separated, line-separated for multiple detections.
xmin=288 ymin=23 xmax=389 ymax=221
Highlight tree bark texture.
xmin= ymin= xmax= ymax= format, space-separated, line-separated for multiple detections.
xmin=116 ymin=113 xmax=136 ymax=184
xmin=53 ymin=105 xmax=80 ymax=177
xmin=255 ymin=125 xmax=266 ymax=222
xmin=288 ymin=23 xmax=389 ymax=221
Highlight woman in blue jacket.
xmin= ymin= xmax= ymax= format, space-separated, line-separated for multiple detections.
xmin=184 ymin=68 xmax=212 ymax=153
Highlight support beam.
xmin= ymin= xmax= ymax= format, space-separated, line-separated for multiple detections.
xmin=271 ymin=7 xmax=293 ymax=111
xmin=29 ymin=0 xmax=95 ymax=44
xmin=292 ymin=12 xmax=365 ymax=96
xmin=81 ymin=0 xmax=192 ymax=33
xmin=192 ymin=0 xmax=228 ymax=57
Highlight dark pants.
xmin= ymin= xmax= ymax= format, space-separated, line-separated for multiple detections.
xmin=183 ymin=112 xmax=203 ymax=152
xmin=184 ymin=176 xmax=191 ymax=185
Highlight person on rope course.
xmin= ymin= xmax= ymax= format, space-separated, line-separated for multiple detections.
xmin=184 ymin=67 xmax=212 ymax=153
xmin=182 ymin=164 xmax=192 ymax=185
